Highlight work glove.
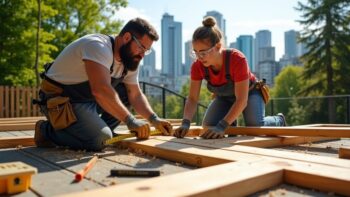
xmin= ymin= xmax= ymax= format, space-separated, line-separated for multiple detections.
xmin=148 ymin=113 xmax=173 ymax=136
xmin=173 ymin=119 xmax=191 ymax=138
xmin=125 ymin=115 xmax=150 ymax=139
xmin=200 ymin=119 xmax=229 ymax=139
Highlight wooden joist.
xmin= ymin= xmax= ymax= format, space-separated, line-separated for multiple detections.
xmin=0 ymin=136 xmax=34 ymax=148
xmin=339 ymin=146 xmax=350 ymax=159
xmin=132 ymin=137 xmax=350 ymax=168
xmin=62 ymin=141 xmax=350 ymax=197
xmin=225 ymin=126 xmax=350 ymax=138
xmin=61 ymin=161 xmax=284 ymax=197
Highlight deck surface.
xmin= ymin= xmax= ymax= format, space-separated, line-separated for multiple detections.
xmin=1 ymin=127 xmax=349 ymax=197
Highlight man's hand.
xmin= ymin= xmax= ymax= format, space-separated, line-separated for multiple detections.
xmin=125 ymin=115 xmax=150 ymax=139
xmin=148 ymin=114 xmax=173 ymax=135
xmin=173 ymin=119 xmax=191 ymax=138
xmin=200 ymin=120 xmax=229 ymax=139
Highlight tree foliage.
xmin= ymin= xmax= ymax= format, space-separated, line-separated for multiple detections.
xmin=0 ymin=0 xmax=127 ymax=86
xmin=296 ymin=0 xmax=350 ymax=122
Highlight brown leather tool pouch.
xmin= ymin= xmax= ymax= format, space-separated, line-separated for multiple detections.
xmin=260 ymin=83 xmax=270 ymax=104
xmin=47 ymin=96 xmax=77 ymax=130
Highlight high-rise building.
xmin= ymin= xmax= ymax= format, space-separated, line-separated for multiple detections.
xmin=254 ymin=30 xmax=272 ymax=73
xmin=139 ymin=48 xmax=156 ymax=81
xmin=204 ymin=11 xmax=227 ymax=46
xmin=143 ymin=47 xmax=156 ymax=70
xmin=161 ymin=13 xmax=182 ymax=79
xmin=229 ymin=42 xmax=236 ymax=49
xmin=284 ymin=30 xmax=299 ymax=58
xmin=236 ymin=35 xmax=254 ymax=71
xmin=184 ymin=40 xmax=193 ymax=75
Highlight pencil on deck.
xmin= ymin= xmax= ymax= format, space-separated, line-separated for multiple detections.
xmin=75 ymin=155 xmax=98 ymax=182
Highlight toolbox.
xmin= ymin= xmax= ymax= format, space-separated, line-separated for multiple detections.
xmin=0 ymin=161 xmax=37 ymax=194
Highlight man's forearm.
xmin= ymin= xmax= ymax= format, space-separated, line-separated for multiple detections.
xmin=93 ymin=84 xmax=130 ymax=122
xmin=129 ymin=93 xmax=154 ymax=119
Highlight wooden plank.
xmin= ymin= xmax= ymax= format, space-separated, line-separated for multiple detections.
xmin=0 ymin=86 xmax=3 ymax=118
xmin=0 ymin=148 xmax=102 ymax=196
xmin=16 ymin=86 xmax=20 ymax=117
xmin=32 ymin=87 xmax=38 ymax=116
xmin=0 ymin=136 xmax=35 ymax=148
xmin=21 ymin=86 xmax=25 ymax=117
xmin=152 ymin=136 xmax=350 ymax=168
xmin=284 ymin=161 xmax=350 ymax=196
xmin=5 ymin=86 xmax=9 ymax=118
xmin=61 ymin=161 xmax=284 ymax=197
xmin=339 ymin=146 xmax=350 ymax=159
xmin=294 ymin=124 xmax=350 ymax=127
xmin=225 ymin=126 xmax=350 ymax=138
xmin=24 ymin=147 xmax=194 ymax=187
xmin=27 ymin=87 xmax=31 ymax=117
xmin=0 ymin=116 xmax=46 ymax=121
xmin=10 ymin=86 xmax=14 ymax=117
xmin=228 ymin=135 xmax=338 ymax=148
xmin=120 ymin=138 xmax=261 ymax=167
xmin=0 ymin=123 xmax=35 ymax=131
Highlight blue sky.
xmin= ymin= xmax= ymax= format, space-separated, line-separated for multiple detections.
xmin=114 ymin=0 xmax=306 ymax=69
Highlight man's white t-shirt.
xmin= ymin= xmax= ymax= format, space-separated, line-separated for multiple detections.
xmin=46 ymin=34 xmax=138 ymax=85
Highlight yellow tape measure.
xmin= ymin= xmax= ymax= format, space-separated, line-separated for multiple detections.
xmin=105 ymin=130 xmax=162 ymax=145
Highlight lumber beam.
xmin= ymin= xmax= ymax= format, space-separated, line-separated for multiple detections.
xmin=339 ymin=146 xmax=350 ymax=159
xmin=60 ymin=157 xmax=350 ymax=197
xmin=61 ymin=161 xmax=284 ymax=197
xmin=284 ymin=161 xmax=350 ymax=196
xmin=151 ymin=136 xmax=350 ymax=168
xmin=0 ymin=123 xmax=35 ymax=131
xmin=225 ymin=126 xmax=350 ymax=138
xmin=0 ymin=136 xmax=35 ymax=148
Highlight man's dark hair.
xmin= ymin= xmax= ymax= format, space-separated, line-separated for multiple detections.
xmin=119 ymin=18 xmax=159 ymax=41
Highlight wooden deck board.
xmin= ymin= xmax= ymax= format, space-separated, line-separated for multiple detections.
xmin=0 ymin=148 xmax=101 ymax=196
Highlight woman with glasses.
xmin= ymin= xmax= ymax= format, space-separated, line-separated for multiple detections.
xmin=174 ymin=16 xmax=286 ymax=139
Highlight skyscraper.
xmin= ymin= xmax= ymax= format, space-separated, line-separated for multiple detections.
xmin=204 ymin=11 xmax=227 ymax=46
xmin=161 ymin=13 xmax=182 ymax=78
xmin=254 ymin=30 xmax=272 ymax=73
xmin=139 ymin=48 xmax=156 ymax=81
xmin=284 ymin=30 xmax=299 ymax=58
xmin=236 ymin=35 xmax=254 ymax=71
xmin=184 ymin=40 xmax=193 ymax=75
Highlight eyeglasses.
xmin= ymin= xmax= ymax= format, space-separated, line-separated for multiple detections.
xmin=190 ymin=45 xmax=216 ymax=59
xmin=131 ymin=35 xmax=152 ymax=55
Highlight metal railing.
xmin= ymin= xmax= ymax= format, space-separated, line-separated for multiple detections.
xmin=267 ymin=95 xmax=350 ymax=124
xmin=139 ymin=81 xmax=207 ymax=124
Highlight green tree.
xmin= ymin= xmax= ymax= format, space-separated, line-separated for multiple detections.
xmin=43 ymin=0 xmax=127 ymax=58
xmin=296 ymin=0 xmax=350 ymax=122
xmin=269 ymin=66 xmax=304 ymax=124
xmin=0 ymin=0 xmax=57 ymax=86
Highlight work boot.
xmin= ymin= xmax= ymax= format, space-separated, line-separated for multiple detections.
xmin=34 ymin=120 xmax=55 ymax=147
xmin=277 ymin=113 xmax=287 ymax=126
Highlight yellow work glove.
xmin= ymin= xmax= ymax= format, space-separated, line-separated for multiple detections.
xmin=148 ymin=113 xmax=173 ymax=136
xmin=125 ymin=115 xmax=150 ymax=139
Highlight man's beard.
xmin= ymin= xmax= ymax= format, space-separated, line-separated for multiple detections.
xmin=119 ymin=41 xmax=142 ymax=71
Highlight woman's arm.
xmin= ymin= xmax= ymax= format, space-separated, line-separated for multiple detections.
xmin=223 ymin=79 xmax=249 ymax=124
xmin=183 ymin=80 xmax=202 ymax=121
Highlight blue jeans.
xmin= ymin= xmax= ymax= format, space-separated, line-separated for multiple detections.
xmin=39 ymin=83 xmax=129 ymax=151
xmin=202 ymin=89 xmax=284 ymax=127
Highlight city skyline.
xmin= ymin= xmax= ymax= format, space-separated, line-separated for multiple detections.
xmin=114 ymin=0 xmax=307 ymax=69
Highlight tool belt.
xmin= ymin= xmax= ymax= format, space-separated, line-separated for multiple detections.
xmin=249 ymin=78 xmax=270 ymax=104
xmin=35 ymin=75 xmax=78 ymax=130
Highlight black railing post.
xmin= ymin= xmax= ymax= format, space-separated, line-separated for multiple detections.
xmin=270 ymin=99 xmax=274 ymax=115
xmin=162 ymin=88 xmax=166 ymax=118
xmin=142 ymin=82 xmax=146 ymax=94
